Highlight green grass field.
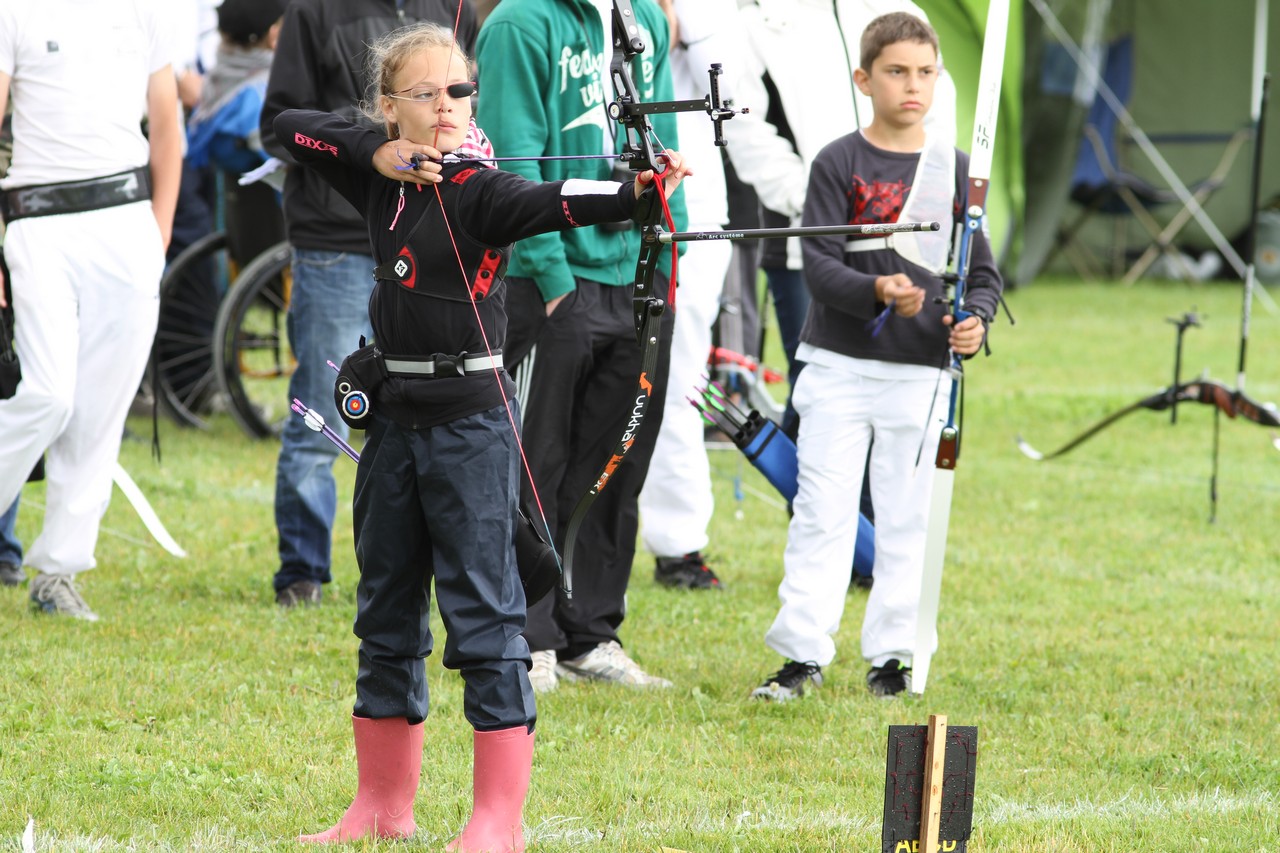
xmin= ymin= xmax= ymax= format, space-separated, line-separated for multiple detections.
xmin=2 ymin=279 xmax=1278 ymax=851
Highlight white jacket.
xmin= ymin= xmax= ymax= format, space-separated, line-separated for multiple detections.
xmin=669 ymin=0 xmax=739 ymax=228
xmin=724 ymin=0 xmax=958 ymax=261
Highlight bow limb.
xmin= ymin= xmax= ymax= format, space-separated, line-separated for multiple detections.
xmin=1224 ymin=386 xmax=1280 ymax=428
xmin=1162 ymin=379 xmax=1280 ymax=430
xmin=1015 ymin=392 xmax=1166 ymax=461
xmin=561 ymin=297 xmax=664 ymax=589
xmin=559 ymin=1 xmax=674 ymax=598
xmin=914 ymin=0 xmax=1011 ymax=696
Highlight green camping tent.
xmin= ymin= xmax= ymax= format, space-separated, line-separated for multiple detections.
xmin=1018 ymin=0 xmax=1279 ymax=285
xmin=925 ymin=0 xmax=1276 ymax=286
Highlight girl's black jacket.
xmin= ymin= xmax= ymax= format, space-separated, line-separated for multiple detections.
xmin=274 ymin=109 xmax=643 ymax=429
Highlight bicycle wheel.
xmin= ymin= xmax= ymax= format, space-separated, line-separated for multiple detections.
xmin=212 ymin=241 xmax=294 ymax=439
xmin=152 ymin=231 xmax=229 ymax=429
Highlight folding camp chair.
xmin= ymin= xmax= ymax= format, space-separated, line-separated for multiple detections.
xmin=1115 ymin=127 xmax=1249 ymax=284
xmin=1052 ymin=37 xmax=1250 ymax=283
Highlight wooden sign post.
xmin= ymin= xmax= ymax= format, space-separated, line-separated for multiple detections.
xmin=919 ymin=714 xmax=948 ymax=851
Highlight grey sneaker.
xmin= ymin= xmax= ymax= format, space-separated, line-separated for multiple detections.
xmin=751 ymin=660 xmax=823 ymax=701
xmin=556 ymin=640 xmax=672 ymax=688
xmin=29 ymin=573 xmax=99 ymax=621
xmin=529 ymin=650 xmax=558 ymax=693
xmin=275 ymin=580 xmax=322 ymax=608
xmin=0 ymin=561 xmax=23 ymax=587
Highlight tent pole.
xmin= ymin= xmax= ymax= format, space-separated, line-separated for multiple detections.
xmin=1251 ymin=0 xmax=1268 ymax=122
xmin=1236 ymin=0 xmax=1271 ymax=393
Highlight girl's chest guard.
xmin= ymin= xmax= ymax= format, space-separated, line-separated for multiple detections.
xmin=373 ymin=168 xmax=509 ymax=303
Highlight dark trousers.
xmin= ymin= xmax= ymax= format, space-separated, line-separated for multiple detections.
xmin=351 ymin=406 xmax=535 ymax=732
xmin=505 ymin=275 xmax=674 ymax=660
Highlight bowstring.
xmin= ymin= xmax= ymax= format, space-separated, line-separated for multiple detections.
xmin=427 ymin=1 xmax=678 ymax=571
xmin=432 ymin=4 xmax=564 ymax=568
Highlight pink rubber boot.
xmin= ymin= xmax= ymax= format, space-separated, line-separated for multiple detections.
xmin=299 ymin=716 xmax=424 ymax=844
xmin=447 ymin=726 xmax=536 ymax=853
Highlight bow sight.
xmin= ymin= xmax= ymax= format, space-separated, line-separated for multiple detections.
xmin=607 ymin=0 xmax=745 ymax=173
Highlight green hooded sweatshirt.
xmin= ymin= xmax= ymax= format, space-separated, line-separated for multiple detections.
xmin=476 ymin=0 xmax=686 ymax=302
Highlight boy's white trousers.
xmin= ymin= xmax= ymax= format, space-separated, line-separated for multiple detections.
xmin=765 ymin=355 xmax=950 ymax=669
xmin=0 ymin=202 xmax=163 ymax=575
xmin=639 ymin=237 xmax=732 ymax=558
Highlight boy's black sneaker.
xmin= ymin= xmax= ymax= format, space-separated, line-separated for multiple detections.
xmin=654 ymin=551 xmax=724 ymax=590
xmin=866 ymin=659 xmax=912 ymax=698
xmin=751 ymin=660 xmax=822 ymax=701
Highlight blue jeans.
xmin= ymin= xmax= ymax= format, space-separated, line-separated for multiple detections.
xmin=273 ymin=249 xmax=375 ymax=591
xmin=0 ymin=496 xmax=21 ymax=566
xmin=763 ymin=266 xmax=810 ymax=439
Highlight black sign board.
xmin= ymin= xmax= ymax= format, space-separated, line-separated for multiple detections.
xmin=881 ymin=725 xmax=978 ymax=853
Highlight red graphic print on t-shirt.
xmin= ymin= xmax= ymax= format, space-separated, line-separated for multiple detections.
xmin=848 ymin=175 xmax=908 ymax=225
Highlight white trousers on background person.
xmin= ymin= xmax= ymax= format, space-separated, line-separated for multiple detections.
xmin=638 ymin=236 xmax=733 ymax=558
xmin=764 ymin=353 xmax=949 ymax=668
xmin=0 ymin=201 xmax=164 ymax=576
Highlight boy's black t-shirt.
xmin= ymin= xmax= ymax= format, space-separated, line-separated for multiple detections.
xmin=800 ymin=131 xmax=1002 ymax=369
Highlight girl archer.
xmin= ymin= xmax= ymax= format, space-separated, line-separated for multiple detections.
xmin=275 ymin=22 xmax=689 ymax=850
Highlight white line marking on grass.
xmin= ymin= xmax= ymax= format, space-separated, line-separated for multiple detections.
xmin=9 ymin=791 xmax=1272 ymax=849
xmin=531 ymin=790 xmax=1274 ymax=842
xmin=1035 ymin=458 xmax=1280 ymax=494
xmin=985 ymin=788 xmax=1275 ymax=823
xmin=529 ymin=808 xmax=878 ymax=841
xmin=738 ymin=482 xmax=789 ymax=511
xmin=8 ymin=825 xmax=277 ymax=851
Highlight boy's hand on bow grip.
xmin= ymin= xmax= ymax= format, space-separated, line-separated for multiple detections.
xmin=943 ymin=313 xmax=986 ymax=355
xmin=876 ymin=273 xmax=925 ymax=317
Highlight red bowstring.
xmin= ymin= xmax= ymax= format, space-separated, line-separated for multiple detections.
xmin=432 ymin=5 xmax=561 ymax=563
